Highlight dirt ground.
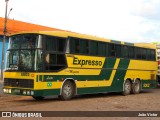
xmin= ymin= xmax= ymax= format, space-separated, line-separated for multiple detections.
xmin=0 ymin=82 xmax=160 ymax=120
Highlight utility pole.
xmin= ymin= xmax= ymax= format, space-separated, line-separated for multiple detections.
xmin=1 ymin=0 xmax=9 ymax=80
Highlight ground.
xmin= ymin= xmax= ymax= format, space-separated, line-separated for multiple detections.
xmin=0 ymin=82 xmax=160 ymax=120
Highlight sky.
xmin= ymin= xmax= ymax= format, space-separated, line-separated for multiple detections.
xmin=0 ymin=0 xmax=160 ymax=43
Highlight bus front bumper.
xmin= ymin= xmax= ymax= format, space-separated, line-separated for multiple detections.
xmin=3 ymin=87 xmax=60 ymax=97
xmin=3 ymin=88 xmax=35 ymax=96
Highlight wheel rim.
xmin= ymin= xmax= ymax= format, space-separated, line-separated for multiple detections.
xmin=63 ymin=84 xmax=72 ymax=97
xmin=134 ymin=81 xmax=140 ymax=92
xmin=125 ymin=82 xmax=131 ymax=93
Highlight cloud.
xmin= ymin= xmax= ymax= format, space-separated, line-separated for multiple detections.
xmin=132 ymin=0 xmax=160 ymax=21
xmin=0 ymin=0 xmax=160 ymax=43
xmin=129 ymin=0 xmax=160 ymax=42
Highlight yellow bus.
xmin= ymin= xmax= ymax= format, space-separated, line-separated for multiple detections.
xmin=3 ymin=31 xmax=157 ymax=100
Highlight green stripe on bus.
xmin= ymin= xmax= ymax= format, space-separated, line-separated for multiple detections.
xmin=77 ymin=59 xmax=130 ymax=94
xmin=109 ymin=59 xmax=130 ymax=91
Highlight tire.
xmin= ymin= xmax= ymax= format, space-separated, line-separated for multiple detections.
xmin=131 ymin=80 xmax=141 ymax=94
xmin=122 ymin=80 xmax=131 ymax=96
xmin=32 ymin=96 xmax=44 ymax=100
xmin=60 ymin=81 xmax=74 ymax=100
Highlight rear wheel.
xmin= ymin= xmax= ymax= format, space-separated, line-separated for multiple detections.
xmin=131 ymin=80 xmax=141 ymax=94
xmin=122 ymin=80 xmax=131 ymax=96
xmin=32 ymin=96 xmax=44 ymax=100
xmin=60 ymin=81 xmax=74 ymax=100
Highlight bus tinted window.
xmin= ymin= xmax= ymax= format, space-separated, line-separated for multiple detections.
xmin=98 ymin=42 xmax=106 ymax=56
xmin=70 ymin=38 xmax=80 ymax=54
xmin=46 ymin=36 xmax=57 ymax=51
xmin=90 ymin=41 xmax=98 ymax=55
xmin=115 ymin=44 xmax=121 ymax=57
xmin=80 ymin=39 xmax=89 ymax=54
xmin=142 ymin=48 xmax=147 ymax=59
xmin=45 ymin=35 xmax=67 ymax=71
xmin=129 ymin=46 xmax=135 ymax=58
xmin=58 ymin=39 xmax=66 ymax=52
xmin=147 ymin=49 xmax=151 ymax=60
xmin=151 ymin=49 xmax=156 ymax=60
xmin=122 ymin=46 xmax=128 ymax=58
xmin=135 ymin=47 xmax=141 ymax=59
xmin=45 ymin=36 xmax=66 ymax=52
xmin=108 ymin=43 xmax=115 ymax=57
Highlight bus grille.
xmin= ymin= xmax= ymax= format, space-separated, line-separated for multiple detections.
xmin=4 ymin=79 xmax=34 ymax=88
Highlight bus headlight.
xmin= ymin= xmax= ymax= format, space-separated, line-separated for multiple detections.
xmin=31 ymin=91 xmax=34 ymax=95
xmin=8 ymin=89 xmax=11 ymax=93
xmin=3 ymin=88 xmax=11 ymax=93
xmin=3 ymin=88 xmax=7 ymax=93
xmin=27 ymin=90 xmax=30 ymax=95
xmin=23 ymin=90 xmax=27 ymax=95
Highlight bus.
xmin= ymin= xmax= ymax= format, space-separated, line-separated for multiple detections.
xmin=3 ymin=31 xmax=157 ymax=100
xmin=157 ymin=44 xmax=160 ymax=86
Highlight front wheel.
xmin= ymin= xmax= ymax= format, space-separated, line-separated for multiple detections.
xmin=122 ymin=80 xmax=131 ymax=96
xmin=60 ymin=81 xmax=74 ymax=100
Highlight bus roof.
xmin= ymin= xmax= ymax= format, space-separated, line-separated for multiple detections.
xmin=10 ymin=31 xmax=156 ymax=49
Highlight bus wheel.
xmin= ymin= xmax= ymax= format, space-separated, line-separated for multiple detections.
xmin=32 ymin=96 xmax=44 ymax=100
xmin=131 ymin=80 xmax=141 ymax=94
xmin=122 ymin=80 xmax=131 ymax=96
xmin=60 ymin=81 xmax=74 ymax=100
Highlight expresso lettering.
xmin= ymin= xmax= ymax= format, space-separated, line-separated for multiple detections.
xmin=73 ymin=57 xmax=102 ymax=67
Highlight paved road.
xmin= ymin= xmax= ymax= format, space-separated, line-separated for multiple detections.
xmin=0 ymin=85 xmax=160 ymax=119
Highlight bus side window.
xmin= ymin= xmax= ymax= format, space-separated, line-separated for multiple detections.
xmin=122 ymin=45 xmax=129 ymax=58
xmin=115 ymin=44 xmax=121 ymax=58
xmin=46 ymin=36 xmax=57 ymax=51
xmin=57 ymin=38 xmax=66 ymax=52
xmin=45 ymin=53 xmax=66 ymax=71
xmin=69 ymin=38 xmax=80 ymax=54
xmin=108 ymin=43 xmax=115 ymax=57
xmin=151 ymin=49 xmax=156 ymax=60
xmin=135 ymin=47 xmax=141 ymax=59
xmin=98 ymin=42 xmax=106 ymax=56
xmin=75 ymin=39 xmax=80 ymax=53
xmin=142 ymin=48 xmax=147 ymax=60
xmin=128 ymin=46 xmax=135 ymax=59
xmin=90 ymin=41 xmax=98 ymax=55
xmin=80 ymin=39 xmax=89 ymax=54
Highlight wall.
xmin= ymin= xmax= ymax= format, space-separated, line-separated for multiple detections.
xmin=0 ymin=35 xmax=9 ymax=68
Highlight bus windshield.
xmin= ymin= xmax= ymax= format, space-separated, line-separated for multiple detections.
xmin=6 ymin=34 xmax=43 ymax=71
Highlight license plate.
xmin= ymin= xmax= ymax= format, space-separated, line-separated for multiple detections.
xmin=14 ymin=89 xmax=20 ymax=93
